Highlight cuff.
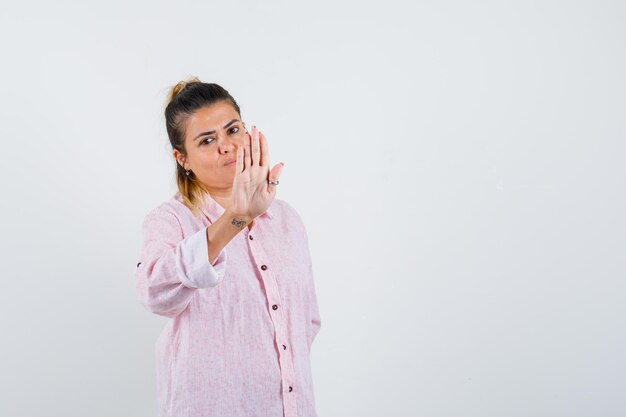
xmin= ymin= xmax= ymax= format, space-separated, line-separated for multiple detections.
xmin=174 ymin=227 xmax=227 ymax=289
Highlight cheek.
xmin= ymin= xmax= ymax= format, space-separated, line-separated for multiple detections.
xmin=193 ymin=150 xmax=218 ymax=168
xmin=209 ymin=156 xmax=223 ymax=170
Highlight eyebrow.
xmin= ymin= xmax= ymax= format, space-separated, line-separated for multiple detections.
xmin=193 ymin=119 xmax=241 ymax=141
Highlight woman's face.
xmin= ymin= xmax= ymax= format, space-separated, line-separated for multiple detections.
xmin=174 ymin=101 xmax=247 ymax=190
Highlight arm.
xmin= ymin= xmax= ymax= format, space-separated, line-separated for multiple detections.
xmin=280 ymin=200 xmax=323 ymax=345
xmin=135 ymin=206 xmax=253 ymax=318
xmin=308 ymin=268 xmax=322 ymax=345
xmin=206 ymin=207 xmax=253 ymax=264
xmin=297 ymin=207 xmax=322 ymax=346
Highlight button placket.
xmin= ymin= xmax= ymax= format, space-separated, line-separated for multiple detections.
xmin=249 ymin=228 xmax=299 ymax=415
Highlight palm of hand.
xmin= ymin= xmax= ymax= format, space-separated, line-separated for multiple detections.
xmin=231 ymin=126 xmax=283 ymax=219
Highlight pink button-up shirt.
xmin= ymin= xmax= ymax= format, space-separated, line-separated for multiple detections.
xmin=135 ymin=191 xmax=322 ymax=417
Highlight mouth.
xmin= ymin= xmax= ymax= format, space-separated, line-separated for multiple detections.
xmin=224 ymin=159 xmax=237 ymax=167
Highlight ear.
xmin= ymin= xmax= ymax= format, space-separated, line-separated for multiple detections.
xmin=173 ymin=149 xmax=186 ymax=169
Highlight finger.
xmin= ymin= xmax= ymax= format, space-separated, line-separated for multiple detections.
xmin=251 ymin=125 xmax=260 ymax=166
xmin=259 ymin=130 xmax=269 ymax=167
xmin=236 ymin=140 xmax=244 ymax=172
xmin=267 ymin=162 xmax=284 ymax=192
xmin=244 ymin=131 xmax=251 ymax=170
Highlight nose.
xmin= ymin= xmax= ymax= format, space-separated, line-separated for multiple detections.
xmin=218 ymin=134 xmax=240 ymax=154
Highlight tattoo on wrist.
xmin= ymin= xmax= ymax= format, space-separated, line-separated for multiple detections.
xmin=231 ymin=218 xmax=247 ymax=230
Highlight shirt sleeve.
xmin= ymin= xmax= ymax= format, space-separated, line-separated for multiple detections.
xmin=135 ymin=207 xmax=227 ymax=318
xmin=308 ymin=265 xmax=322 ymax=346
xmin=299 ymin=209 xmax=322 ymax=347
xmin=280 ymin=199 xmax=323 ymax=347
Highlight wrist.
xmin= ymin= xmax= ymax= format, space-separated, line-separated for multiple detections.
xmin=225 ymin=208 xmax=253 ymax=225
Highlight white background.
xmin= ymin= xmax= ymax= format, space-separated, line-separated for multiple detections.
xmin=0 ymin=1 xmax=624 ymax=416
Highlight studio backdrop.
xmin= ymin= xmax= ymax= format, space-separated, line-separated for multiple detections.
xmin=0 ymin=1 xmax=624 ymax=416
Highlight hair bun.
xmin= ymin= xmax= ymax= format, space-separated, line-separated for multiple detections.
xmin=167 ymin=76 xmax=202 ymax=103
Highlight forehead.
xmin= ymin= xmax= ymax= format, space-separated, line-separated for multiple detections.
xmin=185 ymin=101 xmax=240 ymax=138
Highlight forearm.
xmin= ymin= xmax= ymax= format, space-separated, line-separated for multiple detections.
xmin=136 ymin=207 xmax=241 ymax=318
xmin=206 ymin=208 xmax=253 ymax=264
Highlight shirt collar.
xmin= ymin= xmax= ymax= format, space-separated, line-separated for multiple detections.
xmin=176 ymin=191 xmax=273 ymax=223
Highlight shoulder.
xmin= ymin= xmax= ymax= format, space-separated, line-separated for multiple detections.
xmin=272 ymin=198 xmax=302 ymax=222
xmin=271 ymin=198 xmax=308 ymax=236
xmin=141 ymin=194 xmax=190 ymax=232
xmin=140 ymin=193 xmax=208 ymax=243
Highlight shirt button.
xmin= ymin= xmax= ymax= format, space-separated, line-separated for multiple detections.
xmin=272 ymin=304 xmax=278 ymax=310
xmin=282 ymin=344 xmax=287 ymax=350
xmin=289 ymin=386 xmax=293 ymax=392
xmin=261 ymin=265 xmax=267 ymax=270
xmin=249 ymin=235 xmax=253 ymax=240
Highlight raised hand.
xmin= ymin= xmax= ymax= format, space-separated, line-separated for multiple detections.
xmin=230 ymin=125 xmax=284 ymax=220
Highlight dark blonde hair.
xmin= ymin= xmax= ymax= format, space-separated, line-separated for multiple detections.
xmin=164 ymin=77 xmax=242 ymax=218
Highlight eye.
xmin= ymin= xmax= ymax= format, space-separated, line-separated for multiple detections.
xmin=200 ymin=127 xmax=239 ymax=145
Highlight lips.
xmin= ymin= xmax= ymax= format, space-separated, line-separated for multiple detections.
xmin=224 ymin=159 xmax=237 ymax=166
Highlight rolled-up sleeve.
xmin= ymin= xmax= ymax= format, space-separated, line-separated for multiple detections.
xmin=175 ymin=224 xmax=227 ymax=288
xmin=135 ymin=207 xmax=227 ymax=318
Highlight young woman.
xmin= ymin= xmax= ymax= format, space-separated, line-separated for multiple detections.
xmin=135 ymin=78 xmax=322 ymax=417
